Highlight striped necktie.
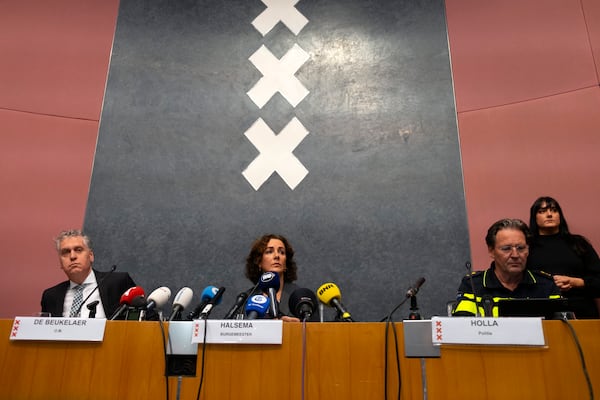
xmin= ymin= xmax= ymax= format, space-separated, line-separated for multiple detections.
xmin=69 ymin=284 xmax=86 ymax=317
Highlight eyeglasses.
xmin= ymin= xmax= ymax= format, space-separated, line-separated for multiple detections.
xmin=497 ymin=244 xmax=528 ymax=254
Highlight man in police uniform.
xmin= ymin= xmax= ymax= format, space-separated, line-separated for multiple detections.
xmin=452 ymin=218 xmax=561 ymax=317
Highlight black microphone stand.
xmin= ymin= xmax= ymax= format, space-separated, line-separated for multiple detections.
xmin=407 ymin=295 xmax=422 ymax=320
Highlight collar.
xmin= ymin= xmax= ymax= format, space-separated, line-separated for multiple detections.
xmin=69 ymin=270 xmax=97 ymax=289
xmin=483 ymin=262 xmax=536 ymax=289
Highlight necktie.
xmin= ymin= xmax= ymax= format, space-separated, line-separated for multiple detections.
xmin=69 ymin=284 xmax=86 ymax=317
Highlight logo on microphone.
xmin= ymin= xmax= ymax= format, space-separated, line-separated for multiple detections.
xmin=318 ymin=283 xmax=334 ymax=296
xmin=260 ymin=272 xmax=276 ymax=283
xmin=249 ymin=295 xmax=268 ymax=305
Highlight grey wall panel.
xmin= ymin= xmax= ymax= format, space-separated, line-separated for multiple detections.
xmin=84 ymin=0 xmax=470 ymax=321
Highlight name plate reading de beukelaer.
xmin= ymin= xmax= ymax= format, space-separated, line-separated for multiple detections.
xmin=192 ymin=320 xmax=283 ymax=344
xmin=431 ymin=317 xmax=545 ymax=346
xmin=10 ymin=317 xmax=106 ymax=341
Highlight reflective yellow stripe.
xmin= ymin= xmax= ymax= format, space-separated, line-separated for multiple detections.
xmin=453 ymin=293 xmax=563 ymax=317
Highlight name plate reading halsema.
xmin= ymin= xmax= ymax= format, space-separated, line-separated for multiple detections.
xmin=10 ymin=317 xmax=106 ymax=341
xmin=192 ymin=320 xmax=283 ymax=344
xmin=431 ymin=317 xmax=545 ymax=346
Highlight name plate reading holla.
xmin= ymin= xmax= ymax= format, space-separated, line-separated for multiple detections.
xmin=192 ymin=320 xmax=283 ymax=344
xmin=10 ymin=317 xmax=106 ymax=341
xmin=431 ymin=317 xmax=545 ymax=346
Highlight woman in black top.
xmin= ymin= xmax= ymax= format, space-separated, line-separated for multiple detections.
xmin=241 ymin=234 xmax=319 ymax=321
xmin=528 ymin=196 xmax=600 ymax=318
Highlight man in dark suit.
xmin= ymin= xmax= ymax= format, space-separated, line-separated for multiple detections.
xmin=41 ymin=229 xmax=136 ymax=318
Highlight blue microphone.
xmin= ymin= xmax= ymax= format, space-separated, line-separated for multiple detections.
xmin=245 ymin=294 xmax=271 ymax=319
xmin=186 ymin=285 xmax=218 ymax=320
xmin=198 ymin=286 xmax=226 ymax=319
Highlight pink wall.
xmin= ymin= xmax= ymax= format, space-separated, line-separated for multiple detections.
xmin=1 ymin=0 xmax=600 ymax=317
xmin=446 ymin=0 xmax=600 ymax=269
xmin=0 ymin=0 xmax=120 ymax=317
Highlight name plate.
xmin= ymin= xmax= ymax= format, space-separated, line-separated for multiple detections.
xmin=191 ymin=320 xmax=283 ymax=344
xmin=9 ymin=317 xmax=106 ymax=342
xmin=431 ymin=317 xmax=545 ymax=346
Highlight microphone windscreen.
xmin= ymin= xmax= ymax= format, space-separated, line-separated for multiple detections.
xmin=120 ymin=286 xmax=146 ymax=305
xmin=173 ymin=287 xmax=194 ymax=309
xmin=245 ymin=294 xmax=271 ymax=318
xmin=289 ymin=288 xmax=317 ymax=319
xmin=257 ymin=272 xmax=280 ymax=291
xmin=317 ymin=282 xmax=342 ymax=306
xmin=200 ymin=285 xmax=218 ymax=302
xmin=147 ymin=287 xmax=171 ymax=308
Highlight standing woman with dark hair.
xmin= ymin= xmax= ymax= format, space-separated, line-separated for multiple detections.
xmin=528 ymin=196 xmax=600 ymax=318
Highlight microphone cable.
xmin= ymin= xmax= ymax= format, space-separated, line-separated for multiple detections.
xmin=192 ymin=282 xmax=262 ymax=400
xmin=465 ymin=261 xmax=481 ymax=317
xmin=195 ymin=318 xmax=210 ymax=400
xmin=240 ymin=280 xmax=262 ymax=317
xmin=72 ymin=265 xmax=117 ymax=317
xmin=559 ymin=316 xmax=594 ymax=400
xmin=300 ymin=318 xmax=308 ymax=400
xmin=191 ymin=281 xmax=259 ymax=400
xmin=382 ymin=297 xmax=410 ymax=400
xmin=157 ymin=317 xmax=170 ymax=400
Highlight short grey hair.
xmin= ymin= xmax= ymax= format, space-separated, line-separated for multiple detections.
xmin=55 ymin=229 xmax=93 ymax=252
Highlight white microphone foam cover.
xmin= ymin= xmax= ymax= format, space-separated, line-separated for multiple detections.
xmin=173 ymin=287 xmax=194 ymax=309
xmin=148 ymin=286 xmax=172 ymax=308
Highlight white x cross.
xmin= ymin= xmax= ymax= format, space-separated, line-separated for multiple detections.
xmin=252 ymin=0 xmax=309 ymax=36
xmin=247 ymin=44 xmax=310 ymax=108
xmin=242 ymin=117 xmax=309 ymax=190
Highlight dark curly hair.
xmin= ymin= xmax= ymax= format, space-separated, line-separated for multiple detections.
xmin=244 ymin=234 xmax=298 ymax=284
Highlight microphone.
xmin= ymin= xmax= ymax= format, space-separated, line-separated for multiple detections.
xmin=139 ymin=286 xmax=171 ymax=321
xmin=288 ymin=288 xmax=317 ymax=321
xmin=86 ymin=300 xmax=100 ymax=318
xmin=257 ymin=272 xmax=280 ymax=318
xmin=317 ymin=282 xmax=354 ymax=322
xmin=145 ymin=286 xmax=172 ymax=312
xmin=223 ymin=291 xmax=249 ymax=320
xmin=245 ymin=294 xmax=271 ymax=319
xmin=72 ymin=265 xmax=117 ymax=317
xmin=168 ymin=287 xmax=194 ymax=321
xmin=131 ymin=296 xmax=147 ymax=308
xmin=465 ymin=261 xmax=481 ymax=317
xmin=198 ymin=286 xmax=226 ymax=320
xmin=109 ymin=286 xmax=145 ymax=320
xmin=406 ymin=277 xmax=426 ymax=297
xmin=126 ymin=295 xmax=148 ymax=321
xmin=481 ymin=295 xmax=494 ymax=317
xmin=186 ymin=286 xmax=218 ymax=320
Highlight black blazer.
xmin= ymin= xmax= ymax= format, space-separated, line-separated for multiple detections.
xmin=40 ymin=269 xmax=136 ymax=317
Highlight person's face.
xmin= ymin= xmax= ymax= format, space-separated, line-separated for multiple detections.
xmin=58 ymin=236 xmax=94 ymax=283
xmin=536 ymin=202 xmax=560 ymax=235
xmin=488 ymin=228 xmax=529 ymax=278
xmin=259 ymin=238 xmax=286 ymax=276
